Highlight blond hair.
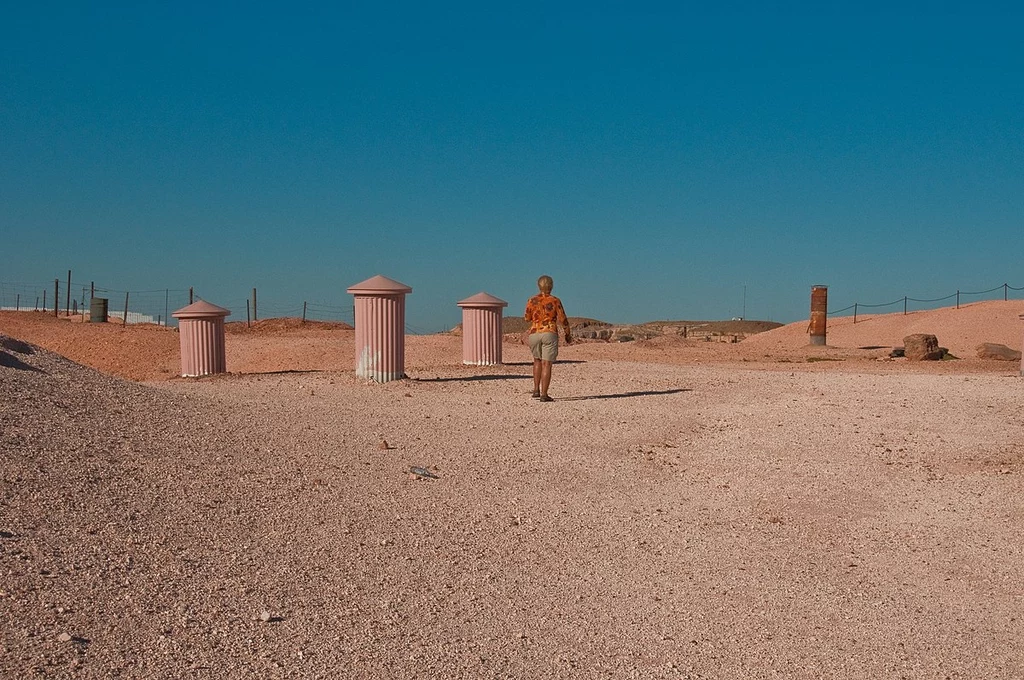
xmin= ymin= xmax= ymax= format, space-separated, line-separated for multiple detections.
xmin=537 ymin=275 xmax=553 ymax=293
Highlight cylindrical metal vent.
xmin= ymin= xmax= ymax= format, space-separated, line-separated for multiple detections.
xmin=809 ymin=285 xmax=828 ymax=346
xmin=171 ymin=300 xmax=231 ymax=377
xmin=89 ymin=297 xmax=108 ymax=323
xmin=457 ymin=292 xmax=508 ymax=366
xmin=347 ymin=275 xmax=413 ymax=383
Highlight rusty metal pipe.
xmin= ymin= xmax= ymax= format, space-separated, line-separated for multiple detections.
xmin=809 ymin=285 xmax=828 ymax=346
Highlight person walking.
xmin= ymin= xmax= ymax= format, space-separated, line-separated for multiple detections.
xmin=524 ymin=275 xmax=573 ymax=401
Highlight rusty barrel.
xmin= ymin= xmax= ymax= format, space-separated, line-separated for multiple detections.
xmin=809 ymin=285 xmax=827 ymax=346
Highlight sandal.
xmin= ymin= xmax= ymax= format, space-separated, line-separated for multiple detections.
xmin=531 ymin=391 xmax=541 ymax=399
xmin=538 ymin=395 xmax=554 ymax=402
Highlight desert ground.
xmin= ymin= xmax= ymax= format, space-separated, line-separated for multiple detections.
xmin=2 ymin=300 xmax=1023 ymax=679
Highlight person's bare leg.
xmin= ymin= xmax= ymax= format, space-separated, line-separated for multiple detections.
xmin=540 ymin=360 xmax=553 ymax=397
xmin=532 ymin=358 xmax=542 ymax=395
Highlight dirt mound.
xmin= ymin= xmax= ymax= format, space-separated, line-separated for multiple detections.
xmin=743 ymin=299 xmax=1024 ymax=359
xmin=0 ymin=334 xmax=289 ymax=675
xmin=225 ymin=317 xmax=353 ymax=335
xmin=0 ymin=311 xmax=180 ymax=381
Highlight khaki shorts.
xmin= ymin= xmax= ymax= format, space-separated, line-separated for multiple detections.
xmin=528 ymin=332 xmax=559 ymax=362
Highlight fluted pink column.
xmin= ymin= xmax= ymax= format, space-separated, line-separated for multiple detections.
xmin=457 ymin=292 xmax=508 ymax=365
xmin=347 ymin=275 xmax=412 ymax=383
xmin=171 ymin=300 xmax=230 ymax=377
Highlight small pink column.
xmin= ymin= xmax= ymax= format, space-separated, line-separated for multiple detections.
xmin=171 ymin=300 xmax=230 ymax=377
xmin=457 ymin=292 xmax=508 ymax=365
xmin=347 ymin=275 xmax=412 ymax=382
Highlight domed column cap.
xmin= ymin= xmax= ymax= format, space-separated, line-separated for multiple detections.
xmin=347 ymin=275 xmax=413 ymax=295
xmin=457 ymin=291 xmax=508 ymax=309
xmin=172 ymin=299 xmax=231 ymax=319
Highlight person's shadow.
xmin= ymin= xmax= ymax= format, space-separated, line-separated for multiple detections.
xmin=555 ymin=388 xmax=690 ymax=401
xmin=412 ymin=374 xmax=531 ymax=383
xmin=503 ymin=360 xmax=587 ymax=366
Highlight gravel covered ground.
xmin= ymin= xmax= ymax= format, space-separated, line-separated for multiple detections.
xmin=2 ymin=303 xmax=1024 ymax=678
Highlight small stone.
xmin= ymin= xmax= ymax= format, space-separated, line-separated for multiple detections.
xmin=378 ymin=440 xmax=390 ymax=450
xmin=259 ymin=611 xmax=272 ymax=623
xmin=58 ymin=632 xmax=72 ymax=642
xmin=977 ymin=343 xmax=1022 ymax=361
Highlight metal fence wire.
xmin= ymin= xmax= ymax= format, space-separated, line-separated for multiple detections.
xmin=5 ymin=278 xmax=1022 ymax=329
xmin=827 ymin=282 xmax=1024 ymax=321
xmin=0 ymin=280 xmax=355 ymax=328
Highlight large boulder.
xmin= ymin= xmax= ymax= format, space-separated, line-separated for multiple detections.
xmin=976 ymin=343 xmax=1022 ymax=361
xmin=903 ymin=334 xmax=945 ymax=361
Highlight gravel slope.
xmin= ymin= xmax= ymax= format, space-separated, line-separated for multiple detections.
xmin=3 ymin=331 xmax=1024 ymax=678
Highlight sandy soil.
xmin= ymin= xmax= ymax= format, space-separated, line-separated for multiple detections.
xmin=2 ymin=300 xmax=1021 ymax=382
xmin=2 ymin=302 xmax=1023 ymax=678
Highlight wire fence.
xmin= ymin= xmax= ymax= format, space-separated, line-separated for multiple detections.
xmin=0 ymin=280 xmax=191 ymax=325
xmin=247 ymin=299 xmax=355 ymax=326
xmin=6 ymin=275 xmax=1023 ymax=332
xmin=0 ymin=278 xmax=447 ymax=330
xmin=828 ymin=282 xmax=1024 ymax=322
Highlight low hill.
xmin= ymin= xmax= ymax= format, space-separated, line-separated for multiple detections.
xmin=499 ymin=316 xmax=609 ymax=334
xmin=743 ymin=299 xmax=1024 ymax=359
xmin=225 ymin=317 xmax=352 ymax=334
xmin=496 ymin=316 xmax=782 ymax=342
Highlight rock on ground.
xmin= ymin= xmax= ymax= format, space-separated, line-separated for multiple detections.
xmin=977 ymin=342 xmax=1022 ymax=361
xmin=903 ymin=333 xmax=943 ymax=360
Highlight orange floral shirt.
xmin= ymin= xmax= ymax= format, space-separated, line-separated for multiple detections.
xmin=524 ymin=293 xmax=570 ymax=335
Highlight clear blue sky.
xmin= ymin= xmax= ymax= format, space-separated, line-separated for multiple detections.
xmin=2 ymin=2 xmax=1022 ymax=330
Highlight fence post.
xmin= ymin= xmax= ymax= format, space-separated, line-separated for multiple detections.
xmin=956 ymin=290 xmax=960 ymax=309
xmin=246 ymin=299 xmax=251 ymax=328
xmin=1005 ymin=283 xmax=1009 ymax=301
xmin=65 ymin=270 xmax=71 ymax=316
xmin=90 ymin=281 xmax=94 ymax=301
xmin=904 ymin=296 xmax=907 ymax=315
xmin=165 ymin=289 xmax=169 ymax=326
xmin=123 ymin=292 xmax=130 ymax=326
xmin=36 ymin=295 xmax=40 ymax=311
xmin=15 ymin=294 xmax=19 ymax=311
xmin=302 ymin=301 xmax=307 ymax=324
xmin=54 ymin=279 xmax=59 ymax=318
xmin=853 ymin=303 xmax=858 ymax=324
xmin=189 ymin=286 xmax=194 ymax=304
xmin=252 ymin=288 xmax=257 ymax=322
